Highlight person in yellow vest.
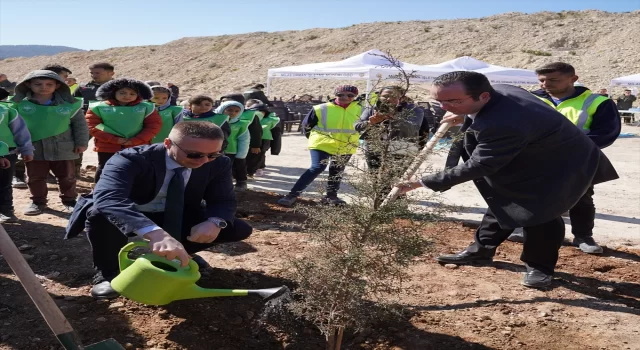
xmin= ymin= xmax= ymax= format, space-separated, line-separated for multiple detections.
xmin=278 ymin=85 xmax=362 ymax=207
xmin=150 ymin=86 xmax=183 ymax=144
xmin=0 ymin=87 xmax=35 ymax=222
xmin=214 ymin=101 xmax=250 ymax=191
xmin=66 ymin=77 xmax=79 ymax=95
xmin=9 ymin=70 xmax=89 ymax=215
xmin=86 ymin=78 xmax=162 ymax=184
xmin=506 ymin=62 xmax=621 ymax=254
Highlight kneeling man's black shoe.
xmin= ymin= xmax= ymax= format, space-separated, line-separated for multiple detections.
xmin=91 ymin=281 xmax=119 ymax=299
xmin=521 ymin=268 xmax=553 ymax=288
xmin=435 ymin=248 xmax=494 ymax=265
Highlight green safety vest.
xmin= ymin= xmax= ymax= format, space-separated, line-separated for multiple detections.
xmin=153 ymin=106 xmax=184 ymax=144
xmin=537 ymin=91 xmax=607 ymax=132
xmin=260 ymin=112 xmax=280 ymax=140
xmin=0 ymin=104 xmax=18 ymax=147
xmin=224 ymin=118 xmax=250 ymax=154
xmin=308 ymin=102 xmax=361 ymax=155
xmin=13 ymin=98 xmax=82 ymax=142
xmin=183 ymin=114 xmax=229 ymax=127
xmin=239 ymin=110 xmax=257 ymax=123
xmin=0 ymin=142 xmax=8 ymax=156
xmin=90 ymin=101 xmax=155 ymax=138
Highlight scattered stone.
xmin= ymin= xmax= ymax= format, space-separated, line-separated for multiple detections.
xmin=539 ymin=312 xmax=549 ymax=317
xmin=21 ymin=254 xmax=34 ymax=261
xmin=31 ymin=338 xmax=41 ymax=342
xmin=124 ymin=343 xmax=135 ymax=350
xmin=598 ymin=286 xmax=616 ymax=293
xmin=45 ymin=271 xmax=60 ymax=279
xmin=447 ymin=291 xmax=459 ymax=296
xmin=18 ymin=244 xmax=35 ymax=251
xmin=49 ymin=255 xmax=59 ymax=261
xmin=79 ymin=308 xmax=88 ymax=313
xmin=109 ymin=302 xmax=125 ymax=309
xmin=146 ymin=340 xmax=156 ymax=347
xmin=229 ymin=315 xmax=243 ymax=325
xmin=504 ymin=326 xmax=513 ymax=331
xmin=61 ymin=257 xmax=68 ymax=262
xmin=96 ymin=317 xmax=107 ymax=322
xmin=246 ymin=311 xmax=255 ymax=320
xmin=264 ymin=241 xmax=279 ymax=245
xmin=501 ymin=330 xmax=511 ymax=335
xmin=444 ymin=264 xmax=459 ymax=269
xmin=477 ymin=315 xmax=491 ymax=321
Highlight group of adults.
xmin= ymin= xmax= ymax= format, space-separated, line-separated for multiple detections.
xmin=277 ymin=61 xmax=619 ymax=288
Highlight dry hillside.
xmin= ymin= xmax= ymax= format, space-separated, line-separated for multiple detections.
xmin=1 ymin=10 xmax=639 ymax=99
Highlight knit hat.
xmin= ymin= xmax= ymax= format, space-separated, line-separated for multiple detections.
xmin=334 ymin=85 xmax=358 ymax=95
xmin=214 ymin=101 xmax=245 ymax=116
xmin=96 ymin=78 xmax=154 ymax=101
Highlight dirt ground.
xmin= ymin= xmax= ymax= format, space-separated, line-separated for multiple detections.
xmin=0 ymin=172 xmax=639 ymax=350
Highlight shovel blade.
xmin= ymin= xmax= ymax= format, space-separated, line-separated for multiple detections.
xmin=247 ymin=286 xmax=289 ymax=300
xmin=85 ymin=338 xmax=125 ymax=350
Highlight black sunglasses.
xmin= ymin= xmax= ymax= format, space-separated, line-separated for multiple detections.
xmin=170 ymin=139 xmax=223 ymax=159
xmin=336 ymin=93 xmax=356 ymax=98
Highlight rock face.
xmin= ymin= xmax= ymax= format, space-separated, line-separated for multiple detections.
xmin=1 ymin=10 xmax=638 ymax=100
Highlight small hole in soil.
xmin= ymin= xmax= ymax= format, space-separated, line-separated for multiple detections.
xmin=593 ymin=265 xmax=616 ymax=273
xmin=151 ymin=261 xmax=178 ymax=272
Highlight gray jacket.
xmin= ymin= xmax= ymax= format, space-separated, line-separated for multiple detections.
xmin=355 ymin=103 xmax=426 ymax=155
xmin=421 ymin=84 xmax=618 ymax=230
xmin=11 ymin=70 xmax=89 ymax=161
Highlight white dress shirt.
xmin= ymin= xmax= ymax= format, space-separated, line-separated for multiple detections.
xmin=134 ymin=153 xmax=192 ymax=236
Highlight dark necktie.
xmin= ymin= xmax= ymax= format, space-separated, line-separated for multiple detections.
xmin=163 ymin=167 xmax=185 ymax=239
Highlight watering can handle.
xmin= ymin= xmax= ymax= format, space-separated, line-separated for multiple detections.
xmin=118 ymin=241 xmax=201 ymax=273
xmin=118 ymin=241 xmax=151 ymax=272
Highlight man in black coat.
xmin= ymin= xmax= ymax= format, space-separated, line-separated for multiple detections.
xmin=243 ymin=84 xmax=272 ymax=106
xmin=66 ymin=122 xmax=253 ymax=299
xmin=398 ymin=71 xmax=618 ymax=288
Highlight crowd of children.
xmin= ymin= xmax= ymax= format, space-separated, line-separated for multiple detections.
xmin=0 ymin=63 xmax=282 ymax=223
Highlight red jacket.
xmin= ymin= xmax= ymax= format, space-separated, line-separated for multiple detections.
xmin=86 ymin=98 xmax=162 ymax=153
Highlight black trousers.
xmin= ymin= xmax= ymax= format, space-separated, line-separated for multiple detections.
xmin=468 ymin=208 xmax=565 ymax=275
xmin=225 ymin=154 xmax=248 ymax=185
xmin=0 ymin=154 xmax=17 ymax=214
xmin=95 ymin=152 xmax=116 ymax=184
xmin=246 ymin=140 xmax=271 ymax=175
xmin=86 ymin=210 xmax=253 ymax=279
xmin=569 ymin=186 xmax=595 ymax=237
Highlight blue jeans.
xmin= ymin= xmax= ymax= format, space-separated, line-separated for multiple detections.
xmin=289 ymin=149 xmax=351 ymax=197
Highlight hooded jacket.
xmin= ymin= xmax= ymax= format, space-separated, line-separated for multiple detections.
xmin=221 ymin=93 xmax=263 ymax=148
xmin=85 ymin=78 xmax=162 ymax=153
xmin=215 ymin=101 xmax=250 ymax=158
xmin=10 ymin=70 xmax=88 ymax=161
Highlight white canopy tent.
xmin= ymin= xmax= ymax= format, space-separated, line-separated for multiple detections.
xmin=266 ymin=51 xmax=539 ymax=96
xmin=418 ymin=56 xmax=539 ymax=85
xmin=611 ymin=73 xmax=640 ymax=87
xmin=265 ymin=49 xmax=450 ymax=95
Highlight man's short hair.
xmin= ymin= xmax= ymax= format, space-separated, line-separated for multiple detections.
xmin=534 ymin=62 xmax=576 ymax=76
xmin=252 ymin=84 xmax=265 ymax=89
xmin=42 ymin=64 xmax=72 ymax=75
xmin=624 ymin=89 xmax=631 ymax=92
xmin=432 ymin=71 xmax=495 ymax=100
xmin=89 ymin=62 xmax=115 ymax=71
xmin=169 ymin=121 xmax=224 ymax=141
xmin=188 ymin=95 xmax=214 ymax=105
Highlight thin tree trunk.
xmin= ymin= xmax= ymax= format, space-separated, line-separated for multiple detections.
xmin=326 ymin=327 xmax=344 ymax=350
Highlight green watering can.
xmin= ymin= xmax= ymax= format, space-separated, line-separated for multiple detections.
xmin=110 ymin=241 xmax=287 ymax=306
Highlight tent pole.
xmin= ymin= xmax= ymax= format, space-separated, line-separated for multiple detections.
xmin=266 ymin=77 xmax=272 ymax=98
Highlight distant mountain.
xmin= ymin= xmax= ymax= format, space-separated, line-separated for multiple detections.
xmin=0 ymin=45 xmax=84 ymax=59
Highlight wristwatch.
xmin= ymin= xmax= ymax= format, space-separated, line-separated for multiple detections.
xmin=207 ymin=217 xmax=228 ymax=229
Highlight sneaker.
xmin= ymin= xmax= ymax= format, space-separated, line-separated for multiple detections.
xmin=62 ymin=201 xmax=77 ymax=212
xmin=12 ymin=176 xmax=27 ymax=189
xmin=23 ymin=203 xmax=45 ymax=216
xmin=234 ymin=182 xmax=247 ymax=192
xmin=255 ymin=169 xmax=265 ymax=177
xmin=277 ymin=194 xmax=297 ymax=207
xmin=321 ymin=195 xmax=347 ymax=206
xmin=0 ymin=213 xmax=17 ymax=223
xmin=573 ymin=236 xmax=604 ymax=254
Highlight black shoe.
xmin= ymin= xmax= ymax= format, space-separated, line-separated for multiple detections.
xmin=507 ymin=230 xmax=524 ymax=243
xmin=435 ymin=248 xmax=494 ymax=265
xmin=191 ymin=254 xmax=210 ymax=270
xmin=234 ymin=182 xmax=247 ymax=192
xmin=321 ymin=195 xmax=346 ymax=206
xmin=521 ymin=268 xmax=553 ymax=288
xmin=90 ymin=272 xmax=119 ymax=299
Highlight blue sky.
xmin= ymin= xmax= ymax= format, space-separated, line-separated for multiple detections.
xmin=0 ymin=0 xmax=637 ymax=50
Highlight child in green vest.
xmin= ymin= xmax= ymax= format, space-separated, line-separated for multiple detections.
xmin=86 ymin=78 xmax=162 ymax=183
xmin=181 ymin=95 xmax=231 ymax=149
xmin=0 ymin=87 xmax=35 ymax=222
xmin=8 ymin=70 xmax=89 ymax=215
xmin=244 ymin=99 xmax=281 ymax=178
xmin=150 ymin=86 xmax=183 ymax=144
xmin=214 ymin=101 xmax=250 ymax=191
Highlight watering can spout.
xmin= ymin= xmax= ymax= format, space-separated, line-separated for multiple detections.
xmin=175 ymin=285 xmax=290 ymax=301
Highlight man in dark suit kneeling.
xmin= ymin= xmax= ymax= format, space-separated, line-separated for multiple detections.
xmin=71 ymin=122 xmax=252 ymax=299
xmin=398 ymin=71 xmax=618 ymax=288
